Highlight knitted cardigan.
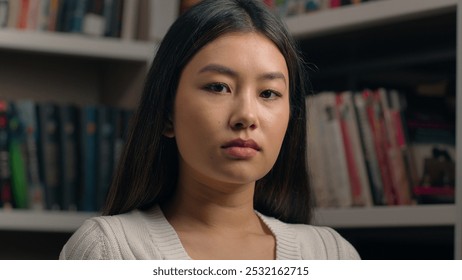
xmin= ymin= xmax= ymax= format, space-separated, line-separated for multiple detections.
xmin=60 ymin=205 xmax=360 ymax=260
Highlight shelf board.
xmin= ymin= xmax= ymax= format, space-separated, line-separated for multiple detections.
xmin=0 ymin=210 xmax=97 ymax=232
xmin=313 ymin=204 xmax=456 ymax=228
xmin=0 ymin=29 xmax=156 ymax=62
xmin=0 ymin=205 xmax=456 ymax=232
xmin=286 ymin=0 xmax=459 ymax=38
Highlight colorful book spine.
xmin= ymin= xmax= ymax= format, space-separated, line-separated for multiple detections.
xmin=15 ymin=100 xmax=45 ymax=210
xmin=8 ymin=102 xmax=29 ymax=209
xmin=0 ymin=100 xmax=13 ymax=209
xmin=353 ymin=92 xmax=385 ymax=205
xmin=365 ymin=90 xmax=396 ymax=205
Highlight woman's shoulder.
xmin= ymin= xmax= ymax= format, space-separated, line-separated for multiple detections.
xmin=59 ymin=209 xmax=162 ymax=260
xmin=258 ymin=213 xmax=360 ymax=260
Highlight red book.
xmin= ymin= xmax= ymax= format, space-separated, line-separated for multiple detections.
xmin=17 ymin=0 xmax=30 ymax=29
xmin=330 ymin=0 xmax=342 ymax=8
xmin=363 ymin=90 xmax=396 ymax=205
xmin=336 ymin=93 xmax=363 ymax=206
xmin=0 ymin=100 xmax=13 ymax=209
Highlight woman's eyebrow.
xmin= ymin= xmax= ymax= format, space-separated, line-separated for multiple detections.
xmin=258 ymin=72 xmax=287 ymax=86
xmin=198 ymin=64 xmax=238 ymax=77
xmin=199 ymin=63 xmax=287 ymax=86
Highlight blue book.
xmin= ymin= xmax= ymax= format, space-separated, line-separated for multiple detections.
xmin=79 ymin=105 xmax=97 ymax=212
xmin=96 ymin=106 xmax=114 ymax=211
xmin=36 ymin=102 xmax=62 ymax=210
xmin=58 ymin=104 xmax=80 ymax=211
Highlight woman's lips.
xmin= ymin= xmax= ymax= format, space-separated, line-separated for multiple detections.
xmin=221 ymin=139 xmax=261 ymax=159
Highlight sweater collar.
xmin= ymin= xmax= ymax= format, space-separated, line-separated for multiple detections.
xmin=144 ymin=205 xmax=301 ymax=260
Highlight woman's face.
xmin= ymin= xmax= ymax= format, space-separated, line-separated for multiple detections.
xmin=171 ymin=32 xmax=290 ymax=188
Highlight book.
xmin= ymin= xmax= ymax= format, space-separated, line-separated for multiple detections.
xmin=353 ymin=91 xmax=385 ymax=205
xmin=58 ymin=104 xmax=80 ymax=211
xmin=337 ymin=91 xmax=373 ymax=206
xmin=7 ymin=102 xmax=29 ymax=209
xmin=0 ymin=0 xmax=8 ymax=27
xmin=69 ymin=0 xmax=88 ymax=33
xmin=380 ymin=89 xmax=413 ymax=205
xmin=96 ymin=105 xmax=114 ymax=211
xmin=26 ymin=0 xmax=40 ymax=30
xmin=47 ymin=0 xmax=60 ymax=31
xmin=6 ymin=0 xmax=20 ymax=29
xmin=121 ymin=0 xmax=138 ymax=40
xmin=16 ymin=0 xmax=30 ymax=29
xmin=36 ymin=0 xmax=51 ymax=31
xmin=319 ymin=92 xmax=352 ymax=207
xmin=112 ymin=108 xmax=133 ymax=172
xmin=0 ymin=100 xmax=13 ymax=209
xmin=137 ymin=0 xmax=179 ymax=41
xmin=364 ymin=90 xmax=396 ymax=205
xmin=306 ymin=94 xmax=332 ymax=208
xmin=390 ymin=91 xmax=418 ymax=188
xmin=78 ymin=105 xmax=97 ymax=211
xmin=330 ymin=0 xmax=341 ymax=8
xmin=15 ymin=100 xmax=45 ymax=210
xmin=37 ymin=102 xmax=61 ymax=210
xmin=104 ymin=0 xmax=124 ymax=38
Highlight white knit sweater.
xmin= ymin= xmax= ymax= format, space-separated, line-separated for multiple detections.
xmin=59 ymin=206 xmax=360 ymax=260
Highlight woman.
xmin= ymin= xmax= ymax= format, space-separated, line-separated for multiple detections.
xmin=60 ymin=0 xmax=359 ymax=260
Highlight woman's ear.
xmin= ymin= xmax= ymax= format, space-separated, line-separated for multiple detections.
xmin=163 ymin=116 xmax=175 ymax=138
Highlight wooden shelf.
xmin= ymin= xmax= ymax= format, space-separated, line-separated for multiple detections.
xmin=0 ymin=29 xmax=155 ymax=62
xmin=0 ymin=210 xmax=97 ymax=232
xmin=0 ymin=205 xmax=456 ymax=232
xmin=314 ymin=204 xmax=456 ymax=228
xmin=285 ymin=0 xmax=458 ymax=38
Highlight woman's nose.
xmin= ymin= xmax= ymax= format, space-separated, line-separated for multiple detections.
xmin=229 ymin=93 xmax=258 ymax=130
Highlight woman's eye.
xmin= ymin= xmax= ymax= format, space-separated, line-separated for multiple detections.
xmin=204 ymin=83 xmax=229 ymax=94
xmin=260 ymin=90 xmax=281 ymax=99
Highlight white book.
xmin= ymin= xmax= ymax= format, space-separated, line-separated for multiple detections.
xmin=306 ymin=95 xmax=331 ymax=208
xmin=6 ymin=0 xmax=19 ymax=28
xmin=26 ymin=0 xmax=40 ymax=30
xmin=320 ymin=92 xmax=352 ymax=208
xmin=36 ymin=0 xmax=51 ymax=31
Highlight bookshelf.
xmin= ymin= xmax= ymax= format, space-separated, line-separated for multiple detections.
xmin=286 ymin=0 xmax=461 ymax=259
xmin=0 ymin=1 xmax=162 ymax=259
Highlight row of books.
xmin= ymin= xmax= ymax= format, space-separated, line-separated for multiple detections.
xmin=306 ymin=89 xmax=455 ymax=208
xmin=263 ymin=0 xmax=383 ymax=18
xmin=0 ymin=0 xmax=177 ymax=41
xmin=0 ymin=99 xmax=134 ymax=212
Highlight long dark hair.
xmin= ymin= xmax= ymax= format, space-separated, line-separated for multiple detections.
xmin=103 ymin=0 xmax=313 ymax=224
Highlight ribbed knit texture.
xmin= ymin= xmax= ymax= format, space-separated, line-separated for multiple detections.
xmin=60 ymin=205 xmax=360 ymax=260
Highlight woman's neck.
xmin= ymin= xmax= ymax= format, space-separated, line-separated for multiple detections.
xmin=162 ymin=179 xmax=259 ymax=233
